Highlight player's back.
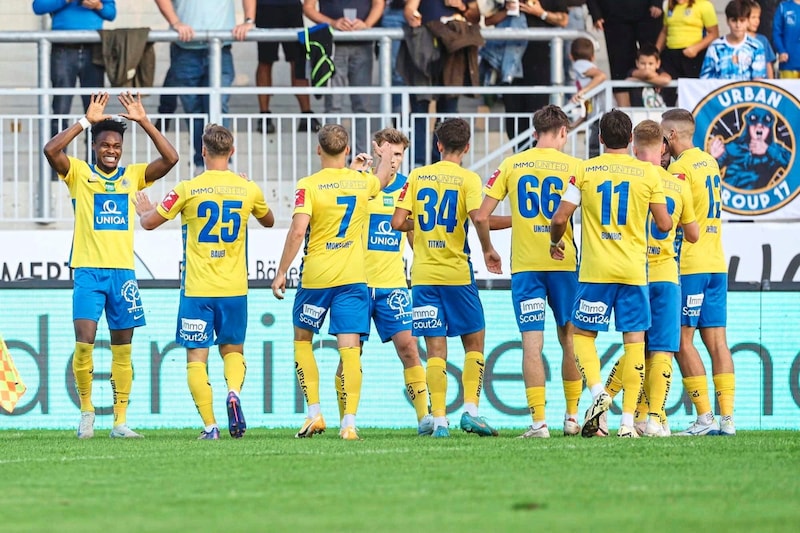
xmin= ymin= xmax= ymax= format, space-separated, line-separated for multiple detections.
xmin=648 ymin=166 xmax=696 ymax=284
xmin=577 ymin=153 xmax=665 ymax=285
xmin=171 ymin=170 xmax=268 ymax=297
xmin=397 ymin=160 xmax=482 ymax=286
xmin=484 ymin=147 xmax=580 ymax=273
xmin=668 ymin=147 xmax=725 ymax=275
xmin=295 ymin=167 xmax=380 ymax=289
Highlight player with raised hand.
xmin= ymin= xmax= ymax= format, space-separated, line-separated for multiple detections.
xmin=43 ymin=91 xmax=179 ymax=439
xmin=391 ymin=118 xmax=497 ymax=438
xmin=661 ymin=108 xmax=734 ymax=436
xmin=136 ymin=124 xmax=274 ymax=440
xmin=550 ymin=109 xmax=672 ymax=438
xmin=475 ymin=105 xmax=584 ymax=438
xmin=271 ymin=125 xmax=394 ymax=441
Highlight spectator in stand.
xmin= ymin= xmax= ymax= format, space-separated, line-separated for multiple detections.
xmin=620 ymin=44 xmax=671 ymax=108
xmin=382 ymin=0 xmax=408 ymax=114
xmin=656 ymin=0 xmax=719 ymax=105
xmin=564 ymin=1 xmax=588 ymax=83
xmin=756 ymin=0 xmax=782 ymax=41
xmin=486 ymin=0 xmax=568 ymax=150
xmin=32 ymin=0 xmax=117 ymax=137
xmin=153 ymin=0 xmax=256 ymax=170
xmin=773 ymin=0 xmax=800 ymax=78
xmin=746 ymin=0 xmax=776 ymax=78
xmin=701 ymin=0 xmax=766 ymax=81
xmin=587 ymin=0 xmax=663 ymax=106
xmin=303 ymin=0 xmax=385 ymax=156
xmin=255 ymin=0 xmax=322 ymax=134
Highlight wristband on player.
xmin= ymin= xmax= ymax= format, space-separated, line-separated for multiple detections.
xmin=78 ymin=116 xmax=91 ymax=131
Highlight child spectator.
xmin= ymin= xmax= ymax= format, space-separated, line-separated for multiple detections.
xmin=773 ymin=0 xmax=800 ymax=78
xmin=746 ymin=0 xmax=776 ymax=77
xmin=700 ymin=0 xmax=766 ymax=80
xmin=624 ymin=44 xmax=671 ymax=108
xmin=569 ymin=37 xmax=605 ymax=156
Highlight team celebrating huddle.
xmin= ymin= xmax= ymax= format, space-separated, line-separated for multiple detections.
xmin=46 ymin=92 xmax=734 ymax=440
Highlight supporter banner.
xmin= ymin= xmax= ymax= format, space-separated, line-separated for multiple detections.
xmin=1 ymin=226 xmax=799 ymax=285
xmin=679 ymin=79 xmax=800 ymax=220
xmin=0 ymin=289 xmax=797 ymax=431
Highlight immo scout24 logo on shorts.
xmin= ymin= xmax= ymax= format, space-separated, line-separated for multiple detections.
xmin=692 ymin=81 xmax=800 ymax=215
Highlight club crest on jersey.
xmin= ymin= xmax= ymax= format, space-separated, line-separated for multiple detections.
xmin=161 ymin=189 xmax=179 ymax=211
xmin=692 ymin=81 xmax=800 ymax=215
xmin=294 ymin=188 xmax=306 ymax=207
xmin=487 ymin=169 xmax=500 ymax=187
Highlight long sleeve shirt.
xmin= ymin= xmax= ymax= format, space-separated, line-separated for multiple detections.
xmin=32 ymin=0 xmax=116 ymax=30
xmin=773 ymin=0 xmax=800 ymax=71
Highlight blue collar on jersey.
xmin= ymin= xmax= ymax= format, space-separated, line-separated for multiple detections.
xmin=383 ymin=172 xmax=408 ymax=194
xmin=92 ymin=164 xmax=126 ymax=181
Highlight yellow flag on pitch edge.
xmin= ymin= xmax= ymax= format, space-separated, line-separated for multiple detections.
xmin=0 ymin=334 xmax=27 ymax=413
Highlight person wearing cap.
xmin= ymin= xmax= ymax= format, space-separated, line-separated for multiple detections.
xmin=710 ymin=107 xmax=791 ymax=190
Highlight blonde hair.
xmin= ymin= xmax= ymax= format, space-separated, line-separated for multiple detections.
xmin=202 ymin=124 xmax=234 ymax=157
xmin=318 ymin=124 xmax=349 ymax=155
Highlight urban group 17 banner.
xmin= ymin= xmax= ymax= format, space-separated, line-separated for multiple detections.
xmin=679 ymin=79 xmax=800 ymax=220
xmin=1 ymin=288 xmax=798 ymax=431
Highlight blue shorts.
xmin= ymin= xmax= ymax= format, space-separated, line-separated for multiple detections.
xmin=293 ymin=283 xmax=370 ymax=336
xmin=176 ymin=294 xmax=247 ymax=348
xmin=572 ymin=282 xmax=650 ymax=333
xmin=680 ymin=273 xmax=727 ymax=328
xmin=73 ymin=268 xmax=145 ymax=330
xmin=366 ymin=287 xmax=413 ymax=343
xmin=647 ymin=281 xmax=680 ymax=352
xmin=511 ymin=270 xmax=577 ymax=331
xmin=411 ymin=284 xmax=485 ymax=337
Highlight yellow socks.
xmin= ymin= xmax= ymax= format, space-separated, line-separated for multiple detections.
xmin=110 ymin=344 xmax=132 ymax=426
xmin=648 ymin=352 xmax=673 ymax=423
xmin=73 ymin=342 xmax=95 ymax=412
xmin=427 ymin=357 xmax=447 ymax=418
xmin=713 ymin=373 xmax=735 ymax=417
xmin=573 ymin=334 xmax=601 ymax=389
xmin=335 ymin=372 xmax=346 ymax=422
xmin=682 ymin=375 xmax=712 ymax=416
xmin=187 ymin=361 xmax=215 ymax=427
xmin=605 ymin=357 xmax=624 ymax=399
xmin=340 ymin=347 xmax=362 ymax=416
xmin=620 ymin=342 xmax=645 ymax=416
xmin=404 ymin=365 xmax=429 ymax=421
xmin=635 ymin=356 xmax=652 ymax=423
xmin=563 ymin=379 xmax=583 ymax=416
xmin=294 ymin=340 xmax=319 ymax=406
xmin=462 ymin=351 xmax=485 ymax=406
xmin=525 ymin=386 xmax=546 ymax=424
xmin=222 ymin=351 xmax=247 ymax=394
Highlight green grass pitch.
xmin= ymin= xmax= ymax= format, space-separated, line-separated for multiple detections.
xmin=2 ymin=429 xmax=799 ymax=532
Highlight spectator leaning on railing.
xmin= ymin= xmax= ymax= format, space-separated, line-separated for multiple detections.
xmin=32 ymin=0 xmax=117 ymax=138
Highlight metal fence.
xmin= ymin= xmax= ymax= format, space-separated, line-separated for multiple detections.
xmin=0 ymin=27 xmax=676 ymax=228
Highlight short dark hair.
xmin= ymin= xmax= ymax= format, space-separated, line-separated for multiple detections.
xmin=434 ymin=118 xmax=471 ymax=154
xmin=599 ymin=109 xmax=633 ymax=149
xmin=636 ymin=44 xmax=661 ymax=61
xmin=570 ymin=38 xmax=594 ymax=61
xmin=725 ymin=0 xmax=751 ymax=20
xmin=318 ymin=124 xmax=349 ymax=156
xmin=91 ymin=118 xmax=126 ymax=139
xmin=533 ymin=105 xmax=570 ymax=134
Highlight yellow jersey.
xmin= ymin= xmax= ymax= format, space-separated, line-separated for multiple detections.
xmin=668 ymin=147 xmax=726 ymax=274
xmin=364 ymin=172 xmax=409 ymax=289
xmin=396 ymin=160 xmax=483 ymax=286
xmin=62 ymin=156 xmax=149 ymax=269
xmin=156 ymin=170 xmax=270 ymax=297
xmin=294 ymin=167 xmax=381 ymax=289
xmin=647 ymin=166 xmax=696 ymax=284
xmin=575 ymin=153 xmax=666 ymax=285
xmin=664 ymin=0 xmax=718 ymax=50
xmin=484 ymin=147 xmax=580 ymax=273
